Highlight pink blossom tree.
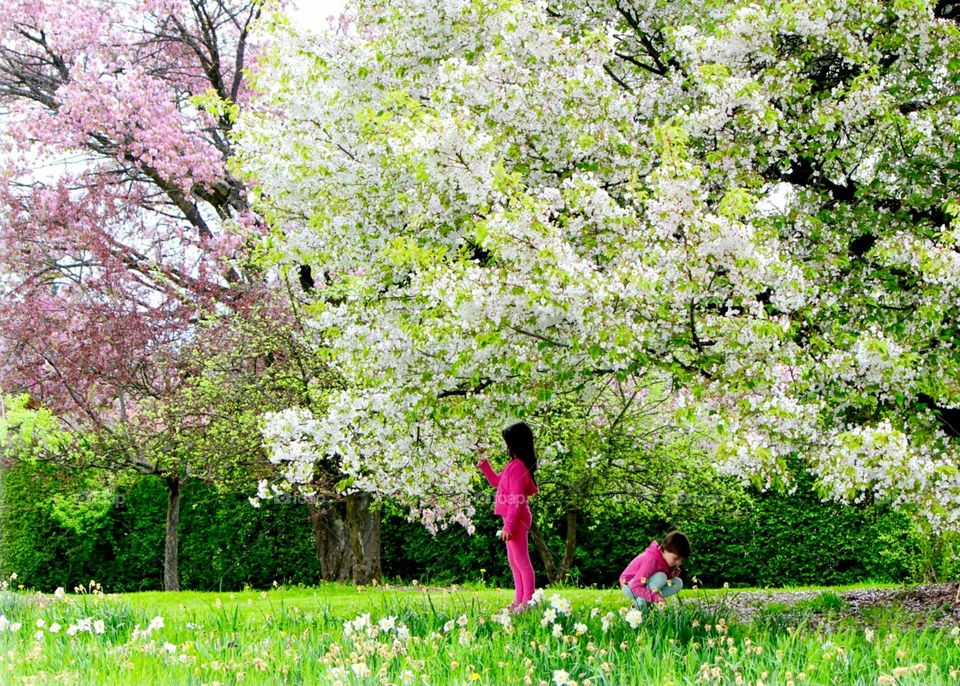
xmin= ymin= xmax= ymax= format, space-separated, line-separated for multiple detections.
xmin=0 ymin=0 xmax=279 ymax=590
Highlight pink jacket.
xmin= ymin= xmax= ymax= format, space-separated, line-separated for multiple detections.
xmin=477 ymin=458 xmax=538 ymax=537
xmin=619 ymin=541 xmax=681 ymax=602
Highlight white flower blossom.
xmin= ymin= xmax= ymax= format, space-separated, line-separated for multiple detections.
xmin=549 ymin=594 xmax=572 ymax=616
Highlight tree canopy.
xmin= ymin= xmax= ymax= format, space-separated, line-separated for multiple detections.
xmin=237 ymin=0 xmax=960 ymax=531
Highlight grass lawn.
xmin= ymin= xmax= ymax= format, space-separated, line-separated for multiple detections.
xmin=111 ymin=581 xmax=905 ymax=620
xmin=1 ymin=582 xmax=958 ymax=685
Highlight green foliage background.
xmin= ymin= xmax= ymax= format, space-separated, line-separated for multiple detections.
xmin=0 ymin=462 xmax=321 ymax=591
xmin=2 ymin=461 xmax=955 ymax=592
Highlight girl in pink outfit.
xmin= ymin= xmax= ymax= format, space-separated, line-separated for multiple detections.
xmin=477 ymin=422 xmax=539 ymax=613
xmin=619 ymin=531 xmax=690 ymax=608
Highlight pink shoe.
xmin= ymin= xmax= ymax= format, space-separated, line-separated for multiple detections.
xmin=510 ymin=601 xmax=532 ymax=614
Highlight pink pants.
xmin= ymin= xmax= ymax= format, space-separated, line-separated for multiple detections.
xmin=504 ymin=509 xmax=534 ymax=605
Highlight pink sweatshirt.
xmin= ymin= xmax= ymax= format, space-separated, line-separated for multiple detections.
xmin=477 ymin=458 xmax=538 ymax=537
xmin=619 ymin=541 xmax=681 ymax=602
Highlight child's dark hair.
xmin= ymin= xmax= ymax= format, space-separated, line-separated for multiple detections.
xmin=662 ymin=530 xmax=691 ymax=559
xmin=502 ymin=421 xmax=537 ymax=482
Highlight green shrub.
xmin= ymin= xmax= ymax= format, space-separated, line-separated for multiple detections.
xmin=380 ymin=500 xmax=513 ymax=587
xmin=177 ymin=481 xmax=320 ymax=590
xmin=0 ymin=462 xmax=320 ymax=592
xmin=795 ymin=592 xmax=846 ymax=613
xmin=0 ymin=461 xmax=96 ymax=589
xmin=2 ymin=460 xmax=955 ymax=592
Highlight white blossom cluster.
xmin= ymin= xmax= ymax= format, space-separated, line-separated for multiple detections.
xmin=237 ymin=0 xmax=960 ymax=531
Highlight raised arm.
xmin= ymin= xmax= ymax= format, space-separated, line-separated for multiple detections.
xmin=477 ymin=458 xmax=501 ymax=488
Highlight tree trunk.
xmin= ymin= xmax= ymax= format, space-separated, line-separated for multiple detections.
xmin=530 ymin=509 xmax=579 ymax=584
xmin=345 ymin=493 xmax=381 ymax=584
xmin=163 ymin=475 xmax=181 ymax=591
xmin=307 ymin=500 xmax=352 ymax=581
xmin=559 ymin=509 xmax=578 ymax=583
xmin=529 ymin=521 xmax=558 ymax=583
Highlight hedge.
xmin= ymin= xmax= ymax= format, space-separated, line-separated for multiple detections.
xmin=1 ymin=462 xmax=955 ymax=592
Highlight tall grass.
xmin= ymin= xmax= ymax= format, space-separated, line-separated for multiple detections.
xmin=0 ymin=585 xmax=957 ymax=685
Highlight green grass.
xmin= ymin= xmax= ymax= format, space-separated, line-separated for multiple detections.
xmin=0 ymin=583 xmax=958 ymax=685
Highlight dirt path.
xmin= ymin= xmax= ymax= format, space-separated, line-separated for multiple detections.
xmin=698 ymin=583 xmax=960 ymax=628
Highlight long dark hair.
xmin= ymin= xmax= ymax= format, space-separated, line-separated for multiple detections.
xmin=502 ymin=421 xmax=537 ymax=483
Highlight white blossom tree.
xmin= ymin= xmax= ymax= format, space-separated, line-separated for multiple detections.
xmin=236 ymin=0 xmax=960 ymax=532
